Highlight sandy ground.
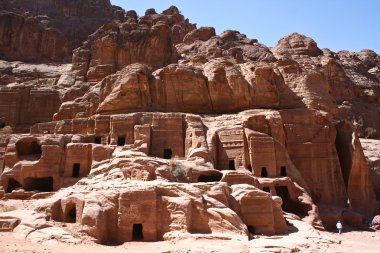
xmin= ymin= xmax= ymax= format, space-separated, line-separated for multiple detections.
xmin=1 ymin=200 xmax=380 ymax=252
xmin=0 ymin=225 xmax=379 ymax=253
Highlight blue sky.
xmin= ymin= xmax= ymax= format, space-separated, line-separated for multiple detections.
xmin=111 ymin=1 xmax=380 ymax=54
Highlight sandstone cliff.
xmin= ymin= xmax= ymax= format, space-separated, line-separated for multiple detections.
xmin=0 ymin=2 xmax=379 ymax=247
xmin=0 ymin=0 xmax=119 ymax=62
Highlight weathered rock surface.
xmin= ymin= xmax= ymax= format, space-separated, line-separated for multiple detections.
xmin=0 ymin=3 xmax=379 ymax=250
xmin=0 ymin=11 xmax=69 ymax=62
xmin=177 ymin=29 xmax=276 ymax=64
xmin=361 ymin=138 xmax=380 ymax=212
xmin=55 ymin=59 xmax=284 ymax=118
xmin=0 ymin=0 xmax=120 ymax=62
xmin=272 ymin=33 xmax=323 ymax=58
xmin=72 ymin=6 xmax=195 ymax=82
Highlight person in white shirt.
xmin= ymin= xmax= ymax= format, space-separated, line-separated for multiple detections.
xmin=336 ymin=220 xmax=343 ymax=234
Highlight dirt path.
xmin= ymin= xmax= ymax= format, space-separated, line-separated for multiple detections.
xmin=1 ymin=217 xmax=380 ymax=253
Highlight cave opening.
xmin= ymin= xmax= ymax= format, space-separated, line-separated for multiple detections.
xmin=261 ymin=167 xmax=268 ymax=177
xmin=16 ymin=139 xmax=42 ymax=160
xmin=247 ymin=225 xmax=255 ymax=234
xmin=24 ymin=177 xmax=53 ymax=192
xmin=335 ymin=122 xmax=353 ymax=188
xmin=229 ymin=160 xmax=235 ymax=170
xmin=72 ymin=163 xmax=80 ymax=178
xmin=263 ymin=187 xmax=270 ymax=193
xmin=132 ymin=224 xmax=143 ymax=241
xmin=275 ymin=186 xmax=309 ymax=215
xmin=117 ymin=136 xmax=125 ymax=146
xmin=94 ymin=136 xmax=101 ymax=144
xmin=66 ymin=206 xmax=77 ymax=223
xmin=198 ymin=173 xmax=223 ymax=182
xmin=280 ymin=166 xmax=287 ymax=176
xmin=6 ymin=178 xmax=22 ymax=193
xmin=163 ymin=148 xmax=172 ymax=159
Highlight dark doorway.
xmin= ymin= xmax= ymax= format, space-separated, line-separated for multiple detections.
xmin=6 ymin=178 xmax=22 ymax=193
xmin=24 ymin=177 xmax=53 ymax=192
xmin=276 ymin=186 xmax=290 ymax=201
xmin=94 ymin=136 xmax=101 ymax=144
xmin=67 ymin=206 xmax=76 ymax=223
xmin=132 ymin=224 xmax=143 ymax=241
xmin=261 ymin=167 xmax=268 ymax=177
xmin=72 ymin=163 xmax=80 ymax=178
xmin=276 ymin=186 xmax=310 ymax=215
xmin=280 ymin=166 xmax=287 ymax=176
xmin=335 ymin=122 xmax=353 ymax=188
xmin=229 ymin=160 xmax=235 ymax=170
xmin=198 ymin=174 xmax=223 ymax=182
xmin=247 ymin=225 xmax=255 ymax=234
xmin=275 ymin=186 xmax=294 ymax=213
xmin=117 ymin=136 xmax=125 ymax=146
xmin=263 ymin=187 xmax=270 ymax=193
xmin=247 ymin=164 xmax=252 ymax=172
xmin=0 ymin=122 xmax=5 ymax=128
xmin=163 ymin=148 xmax=172 ymax=159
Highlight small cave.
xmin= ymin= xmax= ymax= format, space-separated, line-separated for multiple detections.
xmin=197 ymin=173 xmax=223 ymax=182
xmin=66 ymin=206 xmax=77 ymax=223
xmin=72 ymin=163 xmax=80 ymax=178
xmin=23 ymin=177 xmax=53 ymax=192
xmin=275 ymin=186 xmax=309 ymax=216
xmin=132 ymin=224 xmax=143 ymax=241
xmin=261 ymin=167 xmax=268 ymax=177
xmin=247 ymin=225 xmax=255 ymax=234
xmin=229 ymin=160 xmax=235 ymax=170
xmin=6 ymin=178 xmax=22 ymax=193
xmin=16 ymin=139 xmax=42 ymax=161
xmin=280 ymin=166 xmax=287 ymax=176
xmin=163 ymin=148 xmax=172 ymax=159
xmin=94 ymin=136 xmax=102 ymax=144
xmin=117 ymin=136 xmax=126 ymax=146
xmin=263 ymin=187 xmax=270 ymax=193
xmin=0 ymin=122 xmax=5 ymax=128
xmin=335 ymin=122 xmax=353 ymax=188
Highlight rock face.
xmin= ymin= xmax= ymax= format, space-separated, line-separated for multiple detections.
xmin=0 ymin=3 xmax=379 ymax=248
xmin=361 ymin=138 xmax=380 ymax=212
xmin=0 ymin=0 xmax=119 ymax=62
xmin=177 ymin=29 xmax=276 ymax=64
xmin=0 ymin=12 xmax=69 ymax=62
xmin=72 ymin=6 xmax=195 ymax=82
xmin=73 ymin=22 xmax=178 ymax=82
xmin=272 ymin=33 xmax=322 ymax=58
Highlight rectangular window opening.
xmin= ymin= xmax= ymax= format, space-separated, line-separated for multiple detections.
xmin=261 ymin=167 xmax=268 ymax=177
xmin=163 ymin=148 xmax=172 ymax=159
xmin=94 ymin=136 xmax=101 ymax=144
xmin=72 ymin=163 xmax=80 ymax=178
xmin=229 ymin=160 xmax=235 ymax=170
xmin=117 ymin=136 xmax=126 ymax=146
xmin=280 ymin=166 xmax=287 ymax=176
xmin=132 ymin=224 xmax=143 ymax=241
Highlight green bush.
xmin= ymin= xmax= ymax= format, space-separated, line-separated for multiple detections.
xmin=171 ymin=166 xmax=187 ymax=182
xmin=87 ymin=172 xmax=95 ymax=179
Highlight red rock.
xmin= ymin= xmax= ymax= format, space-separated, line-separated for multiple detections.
xmin=183 ymin=27 xmax=216 ymax=44
xmin=272 ymin=32 xmax=322 ymax=58
xmin=0 ymin=3 xmax=378 ymax=248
